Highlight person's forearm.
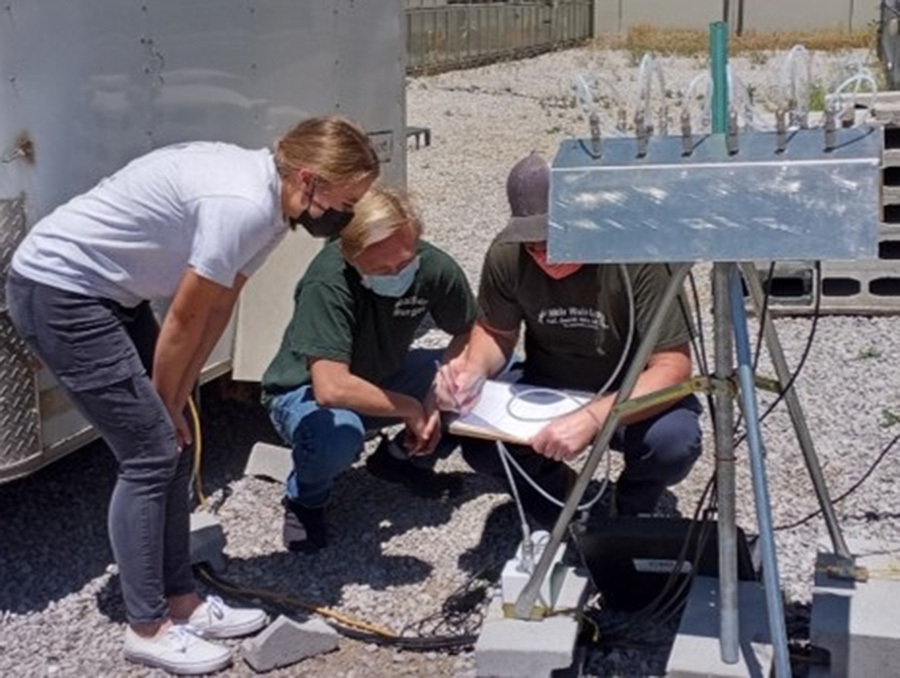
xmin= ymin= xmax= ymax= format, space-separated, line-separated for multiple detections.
xmin=313 ymin=372 xmax=421 ymax=421
xmin=442 ymin=332 xmax=470 ymax=364
xmin=584 ymin=361 xmax=691 ymax=430
xmin=154 ymin=311 xmax=209 ymax=411
xmin=173 ymin=305 xmax=235 ymax=410
xmin=455 ymin=322 xmax=513 ymax=379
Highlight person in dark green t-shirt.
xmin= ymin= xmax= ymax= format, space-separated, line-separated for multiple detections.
xmin=261 ymin=186 xmax=476 ymax=553
xmin=434 ymin=153 xmax=702 ymax=524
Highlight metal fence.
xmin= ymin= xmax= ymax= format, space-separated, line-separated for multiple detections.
xmin=406 ymin=1 xmax=593 ymax=75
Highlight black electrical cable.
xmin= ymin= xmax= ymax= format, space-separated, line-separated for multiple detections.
xmin=752 ymin=263 xmax=776 ymax=372
xmin=399 ymin=559 xmax=502 ymax=642
xmin=775 ymin=432 xmax=900 ymax=531
xmin=582 ymin=472 xmax=717 ymax=644
xmin=196 ymin=565 xmax=483 ymax=652
xmin=734 ymin=261 xmax=822 ymax=447
xmin=735 ymin=261 xmax=775 ymax=437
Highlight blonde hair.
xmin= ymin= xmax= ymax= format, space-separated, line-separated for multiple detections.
xmin=340 ymin=186 xmax=423 ymax=260
xmin=274 ymin=116 xmax=380 ymax=185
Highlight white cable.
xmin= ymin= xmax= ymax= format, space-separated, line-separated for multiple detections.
xmin=573 ymin=73 xmax=595 ymax=114
xmin=638 ymin=53 xmax=667 ymax=123
xmin=497 ymin=440 xmax=610 ymax=511
xmin=497 ymin=439 xmax=535 ymax=572
xmin=683 ymin=72 xmax=712 ymax=129
xmin=572 ymin=73 xmax=627 ymax=138
xmin=781 ymin=44 xmax=811 ymax=123
xmin=826 ymin=72 xmax=879 ymax=122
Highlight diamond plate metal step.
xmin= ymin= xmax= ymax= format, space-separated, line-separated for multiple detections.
xmin=0 ymin=195 xmax=41 ymax=474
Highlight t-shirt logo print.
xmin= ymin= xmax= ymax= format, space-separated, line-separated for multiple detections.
xmin=393 ymin=296 xmax=428 ymax=318
xmin=537 ymin=306 xmax=608 ymax=331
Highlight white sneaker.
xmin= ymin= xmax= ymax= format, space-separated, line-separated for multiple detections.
xmin=124 ymin=625 xmax=232 ymax=675
xmin=178 ymin=595 xmax=268 ymax=639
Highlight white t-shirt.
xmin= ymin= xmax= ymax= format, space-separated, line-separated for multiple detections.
xmin=12 ymin=142 xmax=288 ymax=307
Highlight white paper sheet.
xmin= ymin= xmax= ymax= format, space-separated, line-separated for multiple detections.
xmin=448 ymin=379 xmax=593 ymax=444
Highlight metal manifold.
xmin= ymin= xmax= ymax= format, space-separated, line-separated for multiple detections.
xmin=548 ymin=126 xmax=881 ymax=264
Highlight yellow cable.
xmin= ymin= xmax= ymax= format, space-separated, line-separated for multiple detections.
xmin=196 ymin=567 xmax=398 ymax=638
xmin=187 ymin=396 xmax=208 ymax=509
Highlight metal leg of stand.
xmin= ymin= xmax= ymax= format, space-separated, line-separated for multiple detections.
xmin=728 ymin=267 xmax=791 ymax=678
xmin=713 ymin=263 xmax=740 ymax=664
xmin=512 ymin=263 xmax=693 ymax=620
xmin=740 ymin=262 xmax=852 ymax=562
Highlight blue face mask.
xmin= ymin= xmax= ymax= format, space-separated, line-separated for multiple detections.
xmin=360 ymin=255 xmax=421 ymax=298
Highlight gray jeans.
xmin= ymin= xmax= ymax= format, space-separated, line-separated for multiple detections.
xmin=6 ymin=271 xmax=194 ymax=625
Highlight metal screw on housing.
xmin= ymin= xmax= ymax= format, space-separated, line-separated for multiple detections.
xmin=726 ymin=108 xmax=739 ymax=155
xmin=589 ymin=111 xmax=602 ymax=157
xmin=775 ymin=108 xmax=787 ymax=153
xmin=616 ymin=108 xmax=628 ymax=134
xmin=680 ymin=108 xmax=693 ymax=156
xmin=841 ymin=104 xmax=855 ymax=128
xmin=635 ymin=111 xmax=649 ymax=158
xmin=824 ymin=105 xmax=837 ymax=152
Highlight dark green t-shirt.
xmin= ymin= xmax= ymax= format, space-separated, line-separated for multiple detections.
xmin=261 ymin=239 xmax=476 ymax=401
xmin=478 ymin=241 xmax=693 ymax=392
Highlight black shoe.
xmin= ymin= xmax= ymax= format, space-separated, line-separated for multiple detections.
xmin=282 ymin=498 xmax=328 ymax=554
xmin=365 ymin=436 xmax=463 ymax=499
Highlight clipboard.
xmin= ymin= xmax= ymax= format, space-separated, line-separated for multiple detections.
xmin=447 ymin=379 xmax=594 ymax=445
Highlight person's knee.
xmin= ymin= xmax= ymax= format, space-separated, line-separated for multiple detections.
xmin=290 ymin=408 xmax=364 ymax=481
xmin=643 ymin=416 xmax=702 ymax=486
xmin=459 ymin=438 xmax=503 ymax=475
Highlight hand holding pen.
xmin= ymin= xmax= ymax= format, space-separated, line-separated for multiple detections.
xmin=433 ymin=359 xmax=485 ymax=415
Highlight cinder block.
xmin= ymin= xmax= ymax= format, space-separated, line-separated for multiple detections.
xmin=244 ymin=442 xmax=293 ymax=484
xmin=475 ymin=567 xmax=589 ymax=678
xmin=242 ymin=614 xmax=338 ymax=673
xmin=189 ymin=511 xmax=227 ymax=572
xmin=665 ymin=576 xmax=774 ymax=678
xmin=810 ymin=538 xmax=900 ymax=678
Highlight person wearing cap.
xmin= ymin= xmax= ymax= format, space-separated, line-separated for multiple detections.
xmin=261 ymin=185 xmax=477 ymax=554
xmin=434 ymin=152 xmax=702 ymax=523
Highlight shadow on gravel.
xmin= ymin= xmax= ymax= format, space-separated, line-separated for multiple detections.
xmin=0 ymin=379 xmax=281 ymax=618
xmin=206 ymin=462 xmax=479 ymax=611
xmin=0 ymin=437 xmax=117 ymax=616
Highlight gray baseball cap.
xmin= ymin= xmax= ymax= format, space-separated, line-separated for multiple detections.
xmin=496 ymin=152 xmax=549 ymax=243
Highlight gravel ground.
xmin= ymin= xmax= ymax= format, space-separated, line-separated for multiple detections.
xmin=2 ymin=46 xmax=899 ymax=677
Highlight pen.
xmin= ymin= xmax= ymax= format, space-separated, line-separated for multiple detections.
xmin=434 ymin=360 xmax=464 ymax=412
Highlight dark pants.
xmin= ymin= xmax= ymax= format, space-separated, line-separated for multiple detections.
xmin=460 ymin=395 xmax=703 ymax=518
xmin=6 ymin=271 xmax=194 ymax=625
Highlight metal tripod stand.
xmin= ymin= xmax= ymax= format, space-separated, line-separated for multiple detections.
xmin=511 ymin=261 xmax=857 ymax=678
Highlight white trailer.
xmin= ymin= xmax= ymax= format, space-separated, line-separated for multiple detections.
xmin=0 ymin=0 xmax=407 ymax=483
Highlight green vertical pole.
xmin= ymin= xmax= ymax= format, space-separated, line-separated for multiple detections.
xmin=710 ymin=21 xmax=729 ymax=134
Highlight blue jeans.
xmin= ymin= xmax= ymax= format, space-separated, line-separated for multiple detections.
xmin=461 ymin=395 xmax=703 ymax=516
xmin=267 ymin=348 xmax=446 ymax=507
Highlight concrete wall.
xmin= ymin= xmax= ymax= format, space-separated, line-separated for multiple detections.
xmin=594 ymin=0 xmax=879 ymax=33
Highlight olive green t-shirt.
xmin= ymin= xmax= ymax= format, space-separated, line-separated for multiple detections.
xmin=261 ymin=239 xmax=476 ymax=401
xmin=478 ymin=241 xmax=692 ymax=392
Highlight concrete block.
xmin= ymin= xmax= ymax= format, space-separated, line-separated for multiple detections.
xmin=476 ymin=567 xmax=589 ymax=678
xmin=244 ymin=442 xmax=293 ymax=484
xmin=666 ymin=576 xmax=774 ymax=678
xmin=242 ymin=614 xmax=338 ymax=673
xmin=189 ymin=511 xmax=227 ymax=572
xmin=810 ymin=538 xmax=900 ymax=678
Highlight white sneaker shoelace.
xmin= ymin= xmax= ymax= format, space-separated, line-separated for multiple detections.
xmin=164 ymin=625 xmax=198 ymax=654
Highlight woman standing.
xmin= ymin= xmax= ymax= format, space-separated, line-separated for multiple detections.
xmin=6 ymin=116 xmax=379 ymax=674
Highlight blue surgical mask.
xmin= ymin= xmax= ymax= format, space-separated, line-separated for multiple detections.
xmin=359 ymin=255 xmax=421 ymax=298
